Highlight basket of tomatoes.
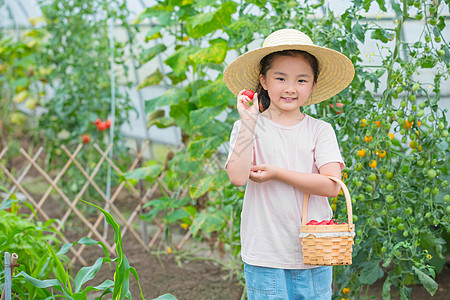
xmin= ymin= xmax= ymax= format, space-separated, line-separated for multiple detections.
xmin=299 ymin=176 xmax=355 ymax=266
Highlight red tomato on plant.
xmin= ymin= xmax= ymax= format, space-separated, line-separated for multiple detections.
xmin=97 ymin=122 xmax=107 ymax=131
xmin=81 ymin=134 xmax=90 ymax=143
xmin=105 ymin=119 xmax=111 ymax=129
xmin=93 ymin=118 xmax=101 ymax=125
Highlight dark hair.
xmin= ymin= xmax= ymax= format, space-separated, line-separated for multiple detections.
xmin=256 ymin=50 xmax=320 ymax=112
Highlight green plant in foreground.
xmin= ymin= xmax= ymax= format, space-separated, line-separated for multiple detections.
xmin=0 ymin=197 xmax=64 ymax=299
xmin=15 ymin=200 xmax=176 ymax=299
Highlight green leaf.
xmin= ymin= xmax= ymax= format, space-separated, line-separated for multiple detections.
xmin=193 ymin=0 xmax=217 ymax=8
xmin=418 ymin=55 xmax=438 ymax=69
xmin=190 ymin=104 xmax=225 ymax=131
xmin=189 ymin=136 xmax=223 ymax=159
xmin=145 ymin=25 xmax=163 ymax=41
xmin=75 ymin=280 xmax=115 ymax=299
xmin=169 ymin=100 xmax=193 ymax=133
xmin=124 ymin=163 xmax=164 ymax=184
xmin=18 ymin=271 xmax=60 ymax=288
xmin=81 ymin=200 xmax=131 ymax=300
xmin=156 ymin=11 xmax=173 ymax=26
xmin=371 ymin=29 xmax=390 ymax=43
xmin=133 ymin=6 xmax=171 ymax=24
xmin=164 ymin=45 xmax=200 ymax=76
xmin=165 ymin=209 xmax=191 ymax=224
xmin=362 ymin=0 xmax=372 ymax=11
xmin=47 ymin=242 xmax=72 ymax=295
xmin=352 ymin=23 xmax=365 ymax=43
xmin=437 ymin=16 xmax=446 ymax=31
xmin=167 ymin=71 xmax=187 ymax=85
xmin=145 ymin=88 xmax=189 ymax=113
xmin=151 ymin=117 xmax=176 ymax=129
xmin=186 ymin=1 xmax=237 ymax=38
xmin=198 ymin=75 xmax=234 ymax=107
xmin=189 ymin=170 xmax=228 ymax=198
xmin=189 ymin=175 xmax=214 ymax=198
xmin=359 ymin=259 xmax=384 ymax=284
xmin=188 ymin=38 xmax=228 ymax=65
xmin=391 ymin=2 xmax=402 ymax=16
xmin=137 ymin=69 xmax=164 ymax=90
xmin=74 ymin=257 xmax=103 ymax=293
xmin=399 ymin=285 xmax=412 ymax=300
xmin=142 ymin=197 xmax=190 ymax=221
xmin=140 ymin=44 xmax=167 ymax=64
xmin=190 ymin=209 xmax=228 ymax=236
xmin=382 ymin=277 xmax=391 ymax=299
xmin=376 ymin=0 xmax=387 ymax=12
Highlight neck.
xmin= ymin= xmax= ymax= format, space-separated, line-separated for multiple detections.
xmin=262 ymin=107 xmax=305 ymax=126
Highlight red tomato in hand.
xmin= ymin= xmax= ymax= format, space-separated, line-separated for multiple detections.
xmin=243 ymin=90 xmax=254 ymax=99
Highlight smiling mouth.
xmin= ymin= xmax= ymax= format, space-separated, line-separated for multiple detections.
xmin=281 ymin=97 xmax=297 ymax=102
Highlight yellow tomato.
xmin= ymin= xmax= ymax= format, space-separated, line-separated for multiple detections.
xmin=377 ymin=150 xmax=386 ymax=158
xmin=364 ymin=135 xmax=373 ymax=143
xmin=404 ymin=120 xmax=413 ymax=129
xmin=357 ymin=149 xmax=366 ymax=157
xmin=369 ymin=160 xmax=377 ymax=168
xmin=342 ymin=287 xmax=351 ymax=294
xmin=373 ymin=120 xmax=381 ymax=128
xmin=360 ymin=119 xmax=367 ymax=127
xmin=388 ymin=133 xmax=394 ymax=140
xmin=409 ymin=140 xmax=418 ymax=149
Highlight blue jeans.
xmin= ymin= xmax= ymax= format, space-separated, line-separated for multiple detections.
xmin=244 ymin=263 xmax=332 ymax=300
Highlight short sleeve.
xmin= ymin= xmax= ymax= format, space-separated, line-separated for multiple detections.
xmin=314 ymin=123 xmax=345 ymax=171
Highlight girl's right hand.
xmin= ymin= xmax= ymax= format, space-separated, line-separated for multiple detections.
xmin=237 ymin=90 xmax=259 ymax=121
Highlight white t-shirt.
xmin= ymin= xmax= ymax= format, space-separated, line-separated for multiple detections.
xmin=225 ymin=114 xmax=345 ymax=269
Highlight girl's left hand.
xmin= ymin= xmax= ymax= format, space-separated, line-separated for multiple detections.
xmin=249 ymin=164 xmax=279 ymax=183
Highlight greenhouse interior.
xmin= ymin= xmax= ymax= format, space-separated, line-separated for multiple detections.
xmin=1 ymin=0 xmax=449 ymax=299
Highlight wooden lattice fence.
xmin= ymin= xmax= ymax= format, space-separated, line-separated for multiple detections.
xmin=0 ymin=142 xmax=194 ymax=266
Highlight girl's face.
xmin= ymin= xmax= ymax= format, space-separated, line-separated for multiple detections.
xmin=259 ymin=55 xmax=316 ymax=115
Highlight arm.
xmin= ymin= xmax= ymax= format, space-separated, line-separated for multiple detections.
xmin=226 ymin=90 xmax=259 ymax=186
xmin=250 ymin=162 xmax=342 ymax=197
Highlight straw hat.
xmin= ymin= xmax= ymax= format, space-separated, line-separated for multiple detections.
xmin=224 ymin=29 xmax=355 ymax=105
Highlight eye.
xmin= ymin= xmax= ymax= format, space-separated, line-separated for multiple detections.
xmin=276 ymin=77 xmax=285 ymax=81
xmin=298 ymin=79 xmax=306 ymax=83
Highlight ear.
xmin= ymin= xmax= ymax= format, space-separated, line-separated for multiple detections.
xmin=310 ymin=81 xmax=317 ymax=93
xmin=259 ymin=74 xmax=267 ymax=90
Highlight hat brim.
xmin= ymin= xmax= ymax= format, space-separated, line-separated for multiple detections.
xmin=224 ymin=44 xmax=355 ymax=105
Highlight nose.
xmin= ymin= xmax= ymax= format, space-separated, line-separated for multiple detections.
xmin=285 ymin=81 xmax=296 ymax=94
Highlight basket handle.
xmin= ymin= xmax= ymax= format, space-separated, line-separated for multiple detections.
xmin=301 ymin=176 xmax=354 ymax=230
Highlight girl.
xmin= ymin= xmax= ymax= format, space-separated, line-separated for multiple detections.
xmin=223 ymin=29 xmax=354 ymax=299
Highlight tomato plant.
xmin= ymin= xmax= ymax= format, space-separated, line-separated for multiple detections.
xmin=133 ymin=0 xmax=449 ymax=298
xmin=0 ymin=28 xmax=47 ymax=152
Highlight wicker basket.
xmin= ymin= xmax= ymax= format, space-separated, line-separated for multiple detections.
xmin=299 ymin=176 xmax=355 ymax=266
